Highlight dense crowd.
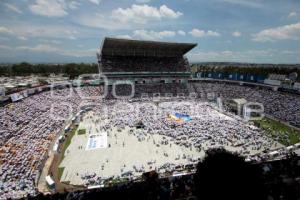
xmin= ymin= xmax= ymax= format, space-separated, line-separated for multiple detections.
xmin=95 ymin=100 xmax=277 ymax=157
xmin=0 ymin=82 xmax=300 ymax=199
xmin=104 ymin=81 xmax=300 ymax=127
xmin=101 ymin=56 xmax=189 ymax=72
xmin=0 ymin=89 xmax=81 ymax=199
xmin=192 ymin=82 xmax=300 ymax=127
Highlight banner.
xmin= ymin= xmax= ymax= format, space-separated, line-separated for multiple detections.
xmin=168 ymin=113 xmax=192 ymax=123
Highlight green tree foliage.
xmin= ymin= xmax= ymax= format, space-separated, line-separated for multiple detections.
xmin=0 ymin=63 xmax=98 ymax=77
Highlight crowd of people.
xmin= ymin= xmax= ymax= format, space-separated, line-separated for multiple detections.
xmin=102 ymin=81 xmax=300 ymax=127
xmin=0 ymin=89 xmax=81 ymax=199
xmin=101 ymin=56 xmax=189 ymax=72
xmin=96 ymin=99 xmax=283 ymax=159
xmin=0 ymin=81 xmax=300 ymax=199
xmin=192 ymin=82 xmax=300 ymax=127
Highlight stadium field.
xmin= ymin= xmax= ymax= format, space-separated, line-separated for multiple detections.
xmin=255 ymin=117 xmax=300 ymax=146
xmin=56 ymin=100 xmax=282 ymax=187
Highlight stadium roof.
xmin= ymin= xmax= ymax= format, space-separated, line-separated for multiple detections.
xmin=100 ymin=37 xmax=197 ymax=57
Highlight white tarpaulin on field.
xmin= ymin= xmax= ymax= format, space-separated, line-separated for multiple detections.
xmin=86 ymin=132 xmax=108 ymax=150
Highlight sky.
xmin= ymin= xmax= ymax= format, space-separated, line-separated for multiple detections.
xmin=0 ymin=0 xmax=300 ymax=64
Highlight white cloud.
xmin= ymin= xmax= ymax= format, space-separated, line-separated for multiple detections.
xmin=78 ymin=4 xmax=182 ymax=30
xmin=17 ymin=44 xmax=58 ymax=52
xmin=4 ymin=3 xmax=22 ymax=14
xmin=189 ymin=29 xmax=205 ymax=37
xmin=69 ymin=1 xmax=81 ymax=10
xmin=206 ymin=30 xmax=220 ymax=37
xmin=16 ymin=44 xmax=97 ymax=57
xmin=288 ymin=12 xmax=298 ymax=19
xmin=112 ymin=4 xmax=182 ymax=24
xmin=88 ymin=0 xmax=101 ymax=5
xmin=77 ymin=13 xmax=131 ymax=30
xmin=115 ymin=35 xmax=132 ymax=39
xmin=0 ymin=27 xmax=14 ymax=35
xmin=159 ymin=5 xmax=182 ymax=18
xmin=188 ymin=49 xmax=277 ymax=63
xmin=133 ymin=30 xmax=176 ymax=40
xmin=5 ymin=24 xmax=79 ymax=40
xmin=189 ymin=28 xmax=220 ymax=38
xmin=177 ymin=30 xmax=186 ymax=36
xmin=219 ymin=0 xmax=263 ymax=8
xmin=136 ymin=0 xmax=151 ymax=3
xmin=29 ymin=0 xmax=68 ymax=17
xmin=253 ymin=22 xmax=300 ymax=42
xmin=18 ymin=36 xmax=28 ymax=41
xmin=232 ymin=31 xmax=242 ymax=37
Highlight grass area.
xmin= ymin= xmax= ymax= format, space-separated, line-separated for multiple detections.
xmin=56 ymin=126 xmax=77 ymax=183
xmin=60 ymin=126 xmax=77 ymax=162
xmin=77 ymin=129 xmax=86 ymax=135
xmin=254 ymin=117 xmax=300 ymax=146
xmin=58 ymin=167 xmax=65 ymax=181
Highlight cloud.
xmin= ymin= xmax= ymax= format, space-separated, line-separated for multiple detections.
xmin=88 ymin=0 xmax=101 ymax=5
xmin=189 ymin=29 xmax=205 ymax=37
xmin=177 ymin=30 xmax=186 ymax=36
xmin=136 ymin=0 xmax=151 ymax=3
xmin=4 ymin=3 xmax=22 ymax=14
xmin=219 ymin=0 xmax=263 ymax=8
xmin=77 ymin=4 xmax=182 ymax=30
xmin=4 ymin=24 xmax=79 ymax=40
xmin=206 ymin=30 xmax=220 ymax=37
xmin=253 ymin=22 xmax=300 ymax=42
xmin=287 ymin=12 xmax=298 ymax=19
xmin=29 ymin=0 xmax=68 ymax=17
xmin=115 ymin=35 xmax=132 ymax=39
xmin=112 ymin=4 xmax=182 ymax=24
xmin=188 ymin=49 xmax=277 ymax=63
xmin=159 ymin=5 xmax=182 ymax=18
xmin=189 ymin=28 xmax=220 ymax=38
xmin=17 ymin=44 xmax=58 ymax=52
xmin=18 ymin=36 xmax=28 ymax=41
xmin=69 ymin=1 xmax=81 ymax=10
xmin=77 ymin=13 xmax=131 ymax=30
xmin=0 ymin=27 xmax=14 ymax=35
xmin=133 ymin=30 xmax=176 ymax=40
xmin=232 ymin=31 xmax=242 ymax=37
xmin=16 ymin=44 xmax=97 ymax=57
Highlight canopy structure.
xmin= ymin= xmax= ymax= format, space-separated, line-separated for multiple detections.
xmin=232 ymin=98 xmax=247 ymax=105
xmin=100 ymin=37 xmax=197 ymax=57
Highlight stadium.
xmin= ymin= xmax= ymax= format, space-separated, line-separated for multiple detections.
xmin=1 ymin=37 xmax=300 ymax=199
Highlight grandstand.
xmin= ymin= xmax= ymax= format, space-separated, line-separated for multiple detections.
xmin=98 ymin=38 xmax=196 ymax=83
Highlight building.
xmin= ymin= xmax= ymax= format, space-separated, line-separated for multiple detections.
xmin=227 ymin=98 xmax=248 ymax=115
